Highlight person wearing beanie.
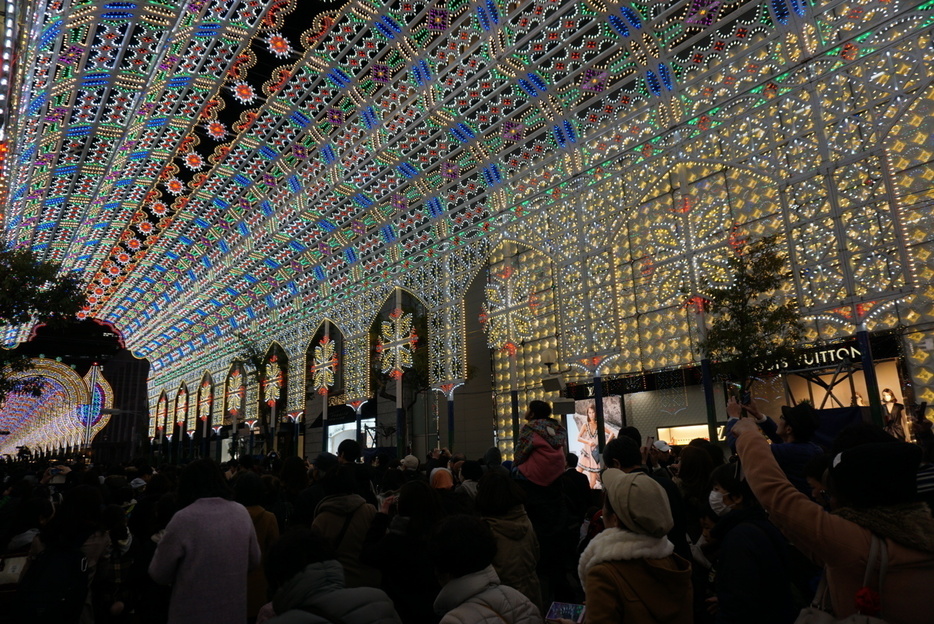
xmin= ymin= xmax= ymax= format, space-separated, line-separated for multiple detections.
xmin=732 ymin=407 xmax=934 ymax=624
xmin=573 ymin=469 xmax=692 ymax=624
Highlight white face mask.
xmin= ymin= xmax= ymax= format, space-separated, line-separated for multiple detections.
xmin=709 ymin=490 xmax=731 ymax=517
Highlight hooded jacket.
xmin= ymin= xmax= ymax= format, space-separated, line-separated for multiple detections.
xmin=483 ymin=506 xmax=543 ymax=611
xmin=577 ymin=528 xmax=692 ymax=624
xmin=737 ymin=429 xmax=934 ymax=623
xmin=312 ymin=494 xmax=379 ymax=588
xmin=434 ymin=565 xmax=541 ymax=624
xmin=514 ymin=418 xmax=567 ymax=486
xmin=266 ymin=560 xmax=401 ymax=624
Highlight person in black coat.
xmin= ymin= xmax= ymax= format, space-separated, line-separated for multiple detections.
xmin=706 ymin=461 xmax=796 ymax=624
xmin=361 ymin=480 xmax=444 ymax=623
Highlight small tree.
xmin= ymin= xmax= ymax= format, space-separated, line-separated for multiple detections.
xmin=232 ymin=332 xmax=272 ymax=451
xmin=0 ymin=244 xmax=87 ymax=396
xmin=698 ymin=235 xmax=804 ymax=393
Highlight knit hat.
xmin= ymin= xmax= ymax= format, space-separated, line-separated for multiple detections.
xmin=602 ymin=469 xmax=673 ymax=538
xmin=831 ymin=442 xmax=921 ymax=508
xmin=400 ymin=454 xmax=419 ymax=471
xmin=130 ymin=478 xmax=147 ymax=491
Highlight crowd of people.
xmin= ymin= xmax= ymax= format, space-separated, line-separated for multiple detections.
xmin=2 ymin=397 xmax=934 ymax=624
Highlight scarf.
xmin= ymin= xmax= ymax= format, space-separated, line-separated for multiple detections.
xmin=834 ymin=503 xmax=934 ymax=554
xmin=578 ymin=527 xmax=674 ymax=581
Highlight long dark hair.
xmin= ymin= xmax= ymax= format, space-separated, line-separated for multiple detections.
xmin=177 ymin=459 xmax=232 ymax=508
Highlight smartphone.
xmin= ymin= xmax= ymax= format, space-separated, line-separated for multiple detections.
xmin=644 ymin=435 xmax=655 ymax=449
xmin=546 ymin=602 xmax=585 ymax=623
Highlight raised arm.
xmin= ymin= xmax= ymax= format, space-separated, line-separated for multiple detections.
xmin=732 ymin=418 xmax=867 ymax=568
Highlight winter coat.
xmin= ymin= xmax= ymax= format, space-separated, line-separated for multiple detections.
xmin=361 ymin=514 xmax=441 ymax=624
xmin=515 ymin=418 xmax=567 ymax=486
xmin=434 ymin=565 xmax=541 ymax=624
xmin=483 ymin=506 xmax=543 ymax=612
xmin=247 ymin=504 xmax=280 ymax=617
xmin=577 ymin=527 xmax=692 ymax=624
xmin=267 ymin=560 xmax=401 ymax=624
xmin=312 ymin=494 xmax=380 ymax=588
xmin=149 ymin=497 xmax=260 ymax=624
xmin=709 ymin=507 xmax=796 ymax=624
xmin=737 ymin=429 xmax=934 ymax=623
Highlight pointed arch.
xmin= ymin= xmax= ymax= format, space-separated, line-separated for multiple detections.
xmin=260 ymin=341 xmax=289 ymax=416
xmin=197 ymin=372 xmax=214 ymax=432
xmin=154 ymin=390 xmax=169 ymax=437
xmin=224 ymin=362 xmax=247 ymax=426
xmin=306 ymin=319 xmax=346 ymax=399
xmin=173 ymin=383 xmax=189 ymax=432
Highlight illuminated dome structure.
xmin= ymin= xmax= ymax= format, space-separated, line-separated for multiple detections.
xmin=1 ymin=0 xmax=932 ymax=457
xmin=0 ymin=358 xmax=113 ymax=458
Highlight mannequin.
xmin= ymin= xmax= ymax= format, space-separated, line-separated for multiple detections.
xmin=881 ymin=388 xmax=910 ymax=442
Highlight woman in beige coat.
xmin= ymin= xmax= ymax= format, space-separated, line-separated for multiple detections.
xmin=732 ymin=403 xmax=934 ymax=624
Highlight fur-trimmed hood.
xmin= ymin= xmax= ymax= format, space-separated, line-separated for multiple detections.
xmin=578 ymin=527 xmax=674 ymax=580
xmin=834 ymin=503 xmax=934 ymax=554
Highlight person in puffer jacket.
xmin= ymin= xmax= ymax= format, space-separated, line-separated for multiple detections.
xmin=476 ymin=471 xmax=543 ymax=612
xmin=431 ymin=514 xmax=541 ymax=624
xmin=260 ymin=527 xmax=401 ymax=624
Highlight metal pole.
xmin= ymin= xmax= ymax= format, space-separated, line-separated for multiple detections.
xmin=271 ymin=402 xmax=277 ymax=455
xmin=509 ymin=355 xmax=520 ymax=452
xmin=447 ymin=397 xmax=455 ymax=451
xmin=395 ymin=288 xmax=405 ymax=455
xmin=702 ymin=358 xmax=718 ymax=442
xmin=594 ymin=375 xmax=607 ymax=453
xmin=84 ymin=364 xmax=99 ymax=453
xmin=857 ymin=323 xmax=884 ymax=427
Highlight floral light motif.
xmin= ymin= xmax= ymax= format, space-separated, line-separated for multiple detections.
xmin=311 ymin=336 xmax=339 ymax=395
xmin=164 ymin=177 xmax=185 ymax=195
xmin=198 ymin=379 xmax=212 ymax=421
xmin=205 ymin=121 xmax=227 ymax=140
xmin=183 ymin=152 xmax=204 ymax=170
xmin=371 ymin=63 xmax=390 ymax=84
xmin=267 ymin=32 xmax=292 ymax=58
xmin=481 ymin=265 xmax=537 ymax=351
xmin=685 ymin=0 xmax=722 ymax=26
xmin=427 ymin=8 xmax=449 ymax=31
xmin=377 ymin=308 xmax=418 ymax=380
xmin=263 ymin=356 xmax=283 ymax=406
xmin=581 ymin=68 xmax=609 ymax=93
xmin=225 ymin=368 xmax=244 ymax=424
xmin=231 ymin=81 xmax=256 ymax=104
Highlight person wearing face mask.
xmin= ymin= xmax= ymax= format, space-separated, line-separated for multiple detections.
xmin=704 ymin=461 xmax=796 ymax=624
